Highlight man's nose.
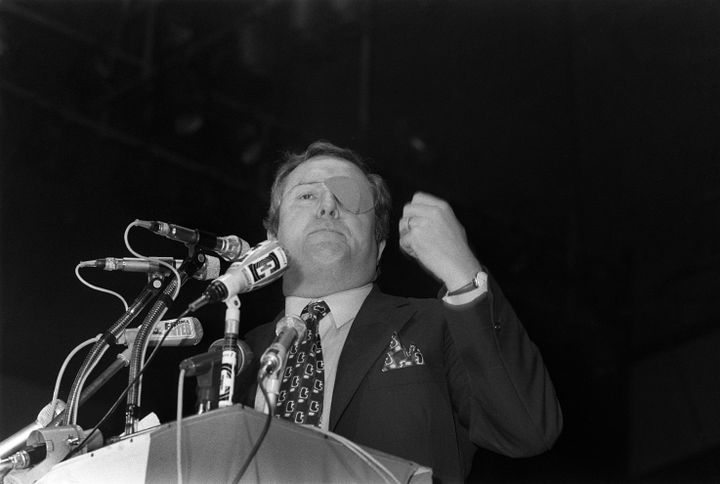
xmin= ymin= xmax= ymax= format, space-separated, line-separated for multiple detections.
xmin=317 ymin=191 xmax=339 ymax=218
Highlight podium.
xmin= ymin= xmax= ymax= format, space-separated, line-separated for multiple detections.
xmin=35 ymin=405 xmax=431 ymax=483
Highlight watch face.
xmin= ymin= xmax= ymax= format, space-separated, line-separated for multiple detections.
xmin=447 ymin=272 xmax=487 ymax=297
xmin=474 ymin=272 xmax=487 ymax=291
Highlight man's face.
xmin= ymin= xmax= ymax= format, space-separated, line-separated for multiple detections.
xmin=271 ymin=156 xmax=385 ymax=296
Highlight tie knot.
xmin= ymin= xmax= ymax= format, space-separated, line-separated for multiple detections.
xmin=301 ymin=300 xmax=330 ymax=330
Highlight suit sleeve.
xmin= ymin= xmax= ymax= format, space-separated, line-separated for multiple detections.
xmin=442 ymin=273 xmax=563 ymax=457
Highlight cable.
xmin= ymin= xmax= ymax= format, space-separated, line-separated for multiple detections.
xmin=75 ymin=263 xmax=129 ymax=311
xmin=176 ymin=369 xmax=186 ymax=484
xmin=123 ymin=221 xmax=181 ymax=301
xmin=51 ymin=335 xmax=101 ymax=415
xmin=63 ymin=310 xmax=190 ymax=462
xmin=232 ymin=377 xmax=274 ymax=484
xmin=315 ymin=430 xmax=400 ymax=484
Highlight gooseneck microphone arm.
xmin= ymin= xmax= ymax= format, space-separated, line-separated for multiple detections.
xmin=123 ymin=251 xmax=207 ymax=435
xmin=63 ymin=279 xmax=163 ymax=426
xmin=36 ymin=348 xmax=132 ymax=437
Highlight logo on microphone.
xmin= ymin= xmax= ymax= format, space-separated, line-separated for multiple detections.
xmin=249 ymin=251 xmax=282 ymax=283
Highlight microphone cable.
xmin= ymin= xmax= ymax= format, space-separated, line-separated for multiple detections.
xmin=231 ymin=378 xmax=274 ymax=484
xmin=123 ymin=220 xmax=181 ymax=302
xmin=51 ymin=335 xmax=101 ymax=417
xmin=74 ymin=263 xmax=129 ymax=311
xmin=175 ymin=368 xmax=186 ymax=484
xmin=62 ymin=309 xmax=191 ymax=462
xmin=309 ymin=429 xmax=401 ymax=484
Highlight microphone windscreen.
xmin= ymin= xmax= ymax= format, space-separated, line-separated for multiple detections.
xmin=209 ymin=338 xmax=255 ymax=375
xmin=197 ymin=255 xmax=221 ymax=280
xmin=37 ymin=399 xmax=66 ymax=426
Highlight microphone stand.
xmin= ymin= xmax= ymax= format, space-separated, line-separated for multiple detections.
xmin=178 ymin=351 xmax=223 ymax=414
xmin=123 ymin=251 xmax=207 ymax=435
xmin=262 ymin=370 xmax=282 ymax=415
xmin=218 ymin=296 xmax=241 ymax=408
xmin=195 ymin=361 xmax=222 ymax=414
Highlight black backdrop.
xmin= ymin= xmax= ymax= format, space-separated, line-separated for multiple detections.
xmin=1 ymin=1 xmax=719 ymax=481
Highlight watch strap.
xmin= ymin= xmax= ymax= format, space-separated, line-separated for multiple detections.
xmin=445 ymin=271 xmax=487 ymax=297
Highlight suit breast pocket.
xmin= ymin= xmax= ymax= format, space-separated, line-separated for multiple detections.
xmin=365 ymin=364 xmax=439 ymax=390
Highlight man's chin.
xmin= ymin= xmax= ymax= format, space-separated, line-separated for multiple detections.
xmin=304 ymin=241 xmax=349 ymax=262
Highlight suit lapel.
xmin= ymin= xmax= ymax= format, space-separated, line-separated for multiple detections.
xmin=329 ymin=286 xmax=416 ymax=431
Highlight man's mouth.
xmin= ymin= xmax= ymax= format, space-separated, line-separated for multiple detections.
xmin=308 ymin=227 xmax=344 ymax=237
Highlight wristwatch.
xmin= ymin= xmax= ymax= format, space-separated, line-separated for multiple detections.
xmin=446 ymin=271 xmax=487 ymax=297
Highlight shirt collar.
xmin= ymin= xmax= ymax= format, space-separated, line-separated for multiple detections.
xmin=285 ymin=283 xmax=373 ymax=329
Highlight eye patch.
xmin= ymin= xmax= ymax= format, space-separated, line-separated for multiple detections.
xmin=286 ymin=176 xmax=374 ymax=214
xmin=324 ymin=176 xmax=375 ymax=214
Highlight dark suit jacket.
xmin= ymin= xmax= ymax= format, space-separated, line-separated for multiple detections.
xmin=240 ymin=278 xmax=562 ymax=483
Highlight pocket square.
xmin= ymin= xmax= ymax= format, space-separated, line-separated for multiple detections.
xmin=382 ymin=332 xmax=425 ymax=372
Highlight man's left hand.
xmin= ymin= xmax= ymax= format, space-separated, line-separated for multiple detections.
xmin=399 ymin=192 xmax=482 ymax=291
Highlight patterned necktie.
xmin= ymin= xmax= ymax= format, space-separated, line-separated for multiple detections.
xmin=276 ymin=300 xmax=330 ymax=426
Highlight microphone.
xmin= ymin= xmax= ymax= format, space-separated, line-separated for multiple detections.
xmin=179 ymin=338 xmax=253 ymax=377
xmin=181 ymin=339 xmax=254 ymax=413
xmin=135 ymin=220 xmax=250 ymax=261
xmin=120 ymin=317 xmax=204 ymax=347
xmin=0 ymin=400 xmax=65 ymax=459
xmin=0 ymin=443 xmax=47 ymax=472
xmin=188 ymin=240 xmax=288 ymax=311
xmin=258 ymin=315 xmax=306 ymax=376
xmin=80 ymin=255 xmax=221 ymax=280
xmin=209 ymin=338 xmax=254 ymax=376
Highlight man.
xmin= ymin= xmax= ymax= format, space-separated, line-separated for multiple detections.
xmin=241 ymin=141 xmax=562 ymax=482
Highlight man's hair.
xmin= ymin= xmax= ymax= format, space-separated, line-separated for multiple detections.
xmin=263 ymin=141 xmax=392 ymax=245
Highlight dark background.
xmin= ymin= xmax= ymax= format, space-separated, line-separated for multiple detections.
xmin=1 ymin=0 xmax=719 ymax=481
